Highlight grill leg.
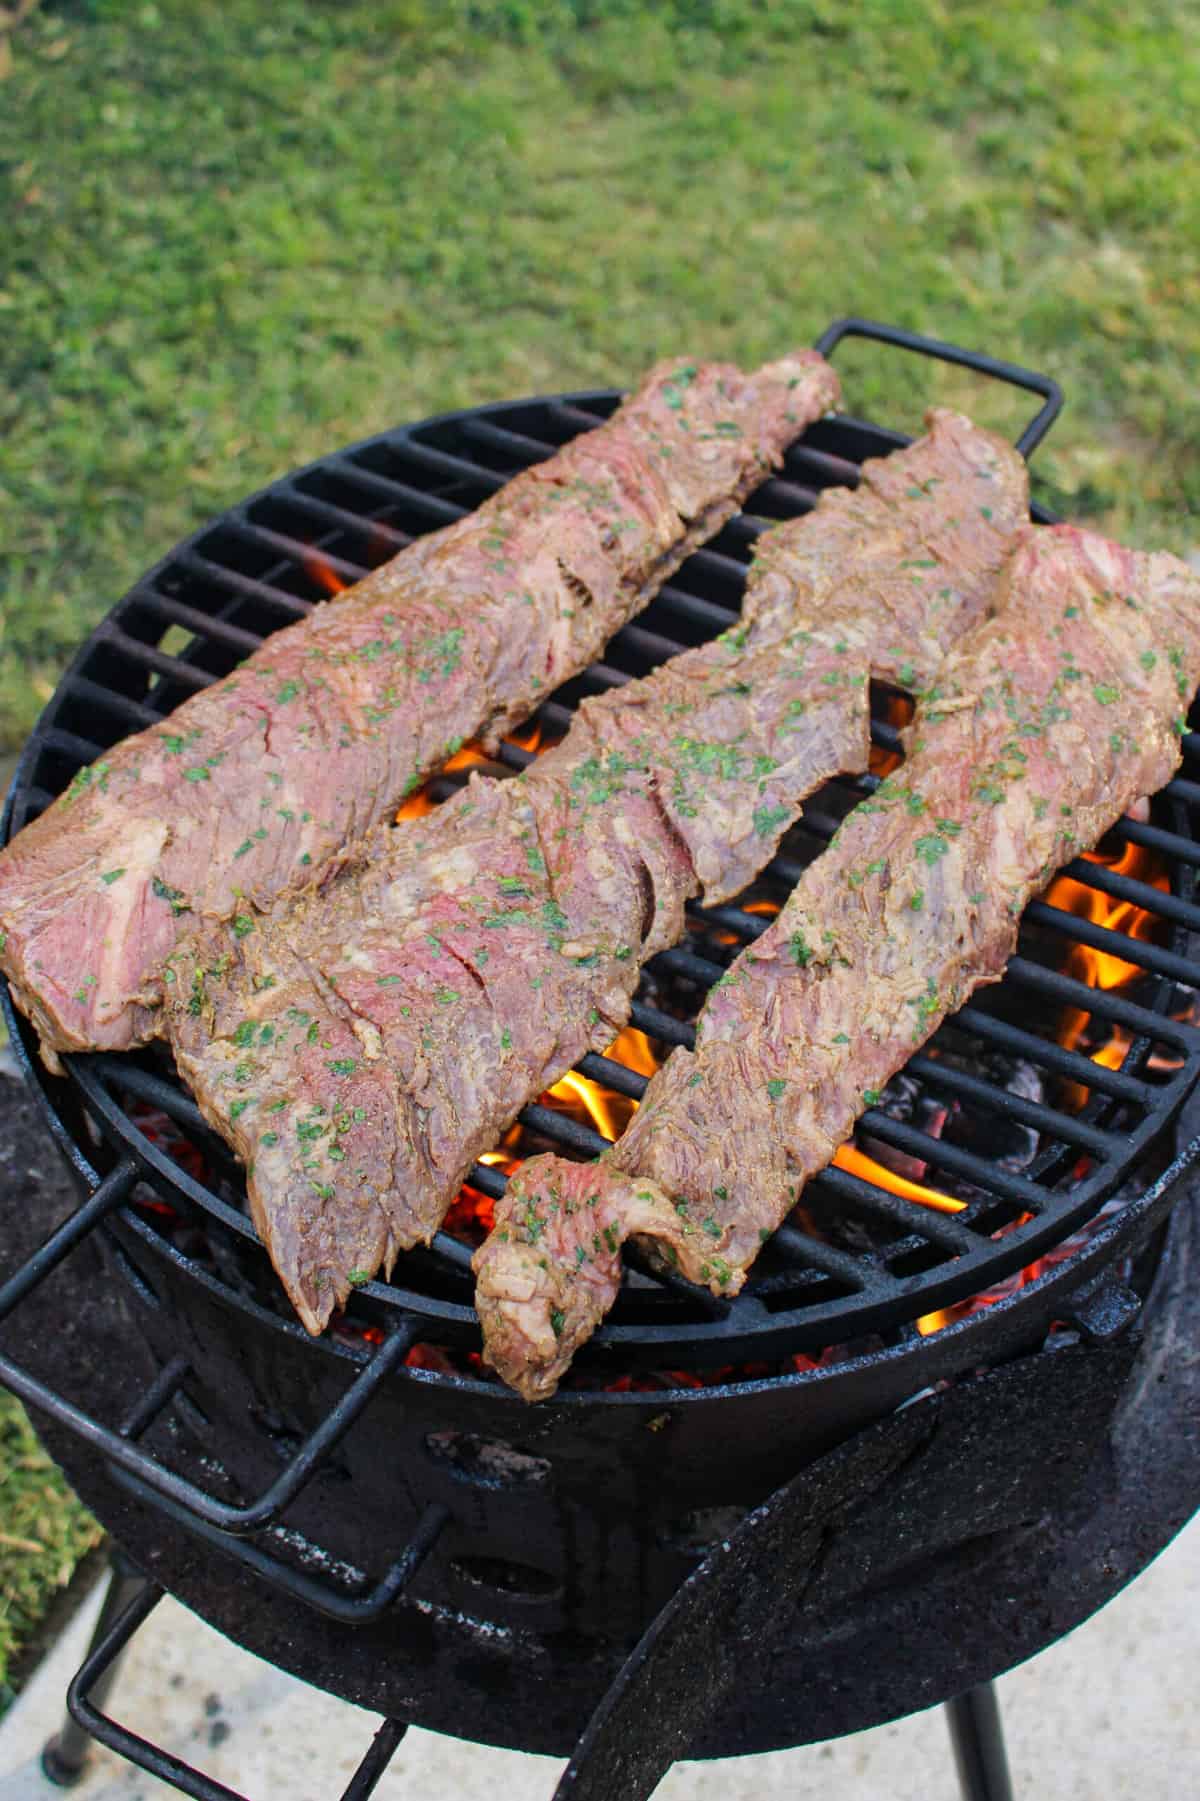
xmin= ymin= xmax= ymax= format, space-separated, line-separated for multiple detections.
xmin=41 ymin=1554 xmax=147 ymax=1789
xmin=944 ymin=1683 xmax=1015 ymax=1801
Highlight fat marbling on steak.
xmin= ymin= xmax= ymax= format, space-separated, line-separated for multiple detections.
xmin=477 ymin=522 xmax=1200 ymax=1400
xmin=163 ymin=410 xmax=1029 ymax=1333
xmin=0 ymin=349 xmax=838 ymax=1070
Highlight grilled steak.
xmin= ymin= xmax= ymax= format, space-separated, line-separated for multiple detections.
xmin=477 ymin=523 xmax=1200 ymax=1401
xmin=0 ymin=351 xmax=837 ymax=1071
xmin=164 ymin=411 xmax=1028 ymax=1333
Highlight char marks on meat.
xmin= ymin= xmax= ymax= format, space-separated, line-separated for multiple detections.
xmin=164 ymin=411 xmax=1028 ymax=1333
xmin=476 ymin=522 xmax=1200 ymax=1400
xmin=0 ymin=351 xmax=838 ymax=1070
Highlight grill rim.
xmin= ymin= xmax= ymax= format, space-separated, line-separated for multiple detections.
xmin=3 ymin=342 xmax=1199 ymax=1382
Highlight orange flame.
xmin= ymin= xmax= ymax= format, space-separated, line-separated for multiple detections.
xmin=395 ymin=742 xmax=492 ymax=822
xmin=395 ymin=725 xmax=552 ymax=824
xmin=442 ymin=1029 xmax=661 ymax=1241
xmin=832 ymin=1143 xmax=966 ymax=1214
xmin=917 ymin=836 xmax=1170 ymax=1335
xmin=541 ymin=1027 xmax=660 ymax=1140
xmin=304 ymin=549 xmax=348 ymax=596
xmin=1042 ymin=839 xmax=1168 ymax=1104
xmin=506 ymin=720 xmax=545 ymax=755
xmin=869 ymin=691 xmax=914 ymax=777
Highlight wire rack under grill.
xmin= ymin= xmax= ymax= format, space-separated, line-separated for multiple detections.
xmin=6 ymin=368 xmax=1200 ymax=1374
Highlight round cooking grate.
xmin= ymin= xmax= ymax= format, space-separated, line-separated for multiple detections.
xmin=6 ymin=347 xmax=1200 ymax=1374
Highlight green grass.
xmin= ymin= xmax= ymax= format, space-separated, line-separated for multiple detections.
xmin=0 ymin=1392 xmax=104 ymax=1710
xmin=0 ymin=0 xmax=1197 ymax=1692
xmin=1 ymin=0 xmax=1198 ymax=750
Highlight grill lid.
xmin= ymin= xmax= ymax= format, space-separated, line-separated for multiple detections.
xmin=4 ymin=319 xmax=1200 ymax=1377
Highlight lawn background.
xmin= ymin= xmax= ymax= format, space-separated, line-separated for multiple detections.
xmin=1 ymin=0 xmax=1197 ymax=1701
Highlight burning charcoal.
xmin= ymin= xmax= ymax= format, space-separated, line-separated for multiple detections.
xmin=938 ymin=1051 xmax=1043 ymax=1175
xmin=861 ymin=1071 xmax=950 ymax=1183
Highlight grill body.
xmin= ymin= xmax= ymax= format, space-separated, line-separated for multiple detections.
xmin=3 ymin=323 xmax=1200 ymax=1774
xmin=4 ymin=1072 xmax=1198 ymax=1759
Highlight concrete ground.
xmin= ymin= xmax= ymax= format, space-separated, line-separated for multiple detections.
xmin=0 ymin=1510 xmax=1196 ymax=1801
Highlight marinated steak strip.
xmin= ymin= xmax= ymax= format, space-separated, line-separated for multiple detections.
xmin=164 ymin=412 xmax=1029 ymax=1334
xmin=477 ymin=522 xmax=1200 ymax=1400
xmin=0 ymin=351 xmax=837 ymax=1071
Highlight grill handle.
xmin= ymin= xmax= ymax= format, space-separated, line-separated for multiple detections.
xmin=814 ymin=317 xmax=1063 ymax=458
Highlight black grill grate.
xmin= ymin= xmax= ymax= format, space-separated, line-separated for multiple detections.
xmin=5 ymin=322 xmax=1200 ymax=1379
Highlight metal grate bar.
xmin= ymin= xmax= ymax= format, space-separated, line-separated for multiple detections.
xmin=904 ymin=1054 xmax=1123 ymax=1155
xmin=175 ymin=549 xmax=315 ymax=619
xmin=805 ymin=1165 xmax=983 ymax=1252
xmin=40 ymin=725 xmax=106 ymax=766
xmin=612 ymin=622 xmax=689 ymax=665
xmin=852 ymin=1110 xmax=1056 ymax=1211
xmin=782 ymin=442 xmax=861 ymax=487
xmin=868 ymin=718 xmax=904 ymax=756
xmin=682 ymin=544 xmax=753 ymax=582
xmin=137 ymin=589 xmax=269 ymax=657
xmin=628 ymin=1000 xmax=696 ymax=1048
xmin=1064 ymin=857 xmax=1200 ymax=934
xmin=392 ymin=438 xmax=509 ymax=491
xmin=462 ymin=1161 xmax=507 ymax=1200
xmin=493 ymin=741 xmax=535 ymax=772
xmin=1005 ymin=956 xmax=1199 ymax=1045
xmin=1163 ymin=775 xmax=1200 ymax=807
xmin=10 ymin=785 xmax=55 ymax=823
xmin=650 ymin=945 xmax=726 ymax=987
xmin=1024 ymin=899 xmax=1200 ymax=988
xmin=576 ymin=1052 xmax=650 ymax=1100
xmin=430 ymin=1229 xmax=474 ymax=1270
xmin=544 ymin=400 xmax=610 ymax=435
xmin=265 ymin=487 xmax=412 ymax=552
xmin=518 ymin=1104 xmax=610 ymax=1157
xmin=325 ymin=456 xmax=470 ymax=524
xmin=459 ymin=416 xmax=560 ymax=462
xmin=693 ymin=901 xmax=771 ymax=940
xmin=768 ymin=1222 xmax=884 ymax=1292
xmin=1113 ymin=815 xmax=1200 ymax=870
xmin=97 ymin=627 xmax=217 ymax=691
xmin=87 ymin=1056 xmax=208 ymax=1133
xmin=721 ymin=514 xmax=767 ymax=546
xmin=654 ymin=584 xmax=738 ymax=630
xmin=952 ymin=1005 xmax=1153 ymax=1102
xmin=62 ymin=675 xmax=162 ymax=733
xmin=755 ymin=476 xmax=819 ymax=513
xmin=222 ymin=517 xmax=369 ymax=584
